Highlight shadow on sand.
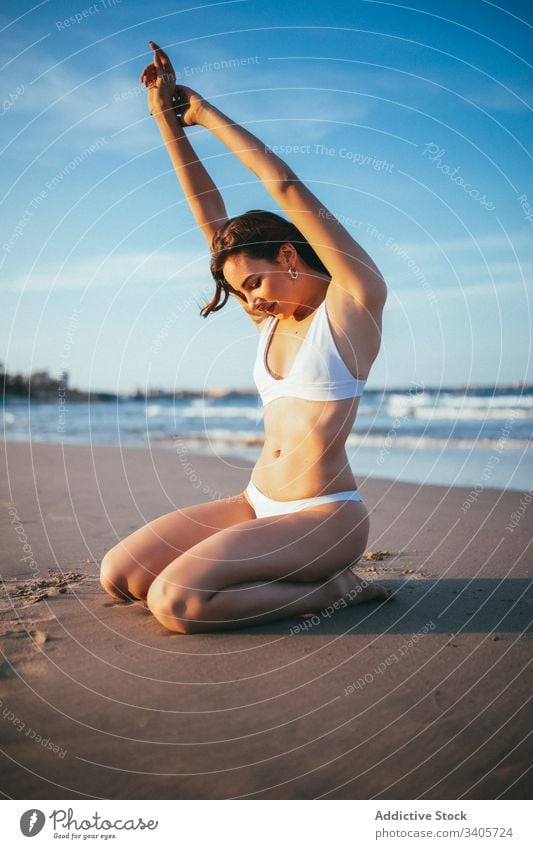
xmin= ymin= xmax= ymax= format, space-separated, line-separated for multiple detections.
xmin=202 ymin=578 xmax=533 ymax=637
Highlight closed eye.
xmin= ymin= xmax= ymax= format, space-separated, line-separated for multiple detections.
xmin=229 ymin=276 xmax=261 ymax=302
xmin=226 ymin=282 xmax=246 ymax=301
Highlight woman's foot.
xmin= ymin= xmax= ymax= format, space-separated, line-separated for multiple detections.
xmin=332 ymin=565 xmax=392 ymax=606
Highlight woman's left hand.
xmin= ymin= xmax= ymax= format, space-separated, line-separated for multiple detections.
xmin=173 ymin=84 xmax=207 ymax=127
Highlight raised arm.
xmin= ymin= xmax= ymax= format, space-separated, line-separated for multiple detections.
xmin=141 ymin=43 xmax=227 ymax=245
xmin=195 ymin=101 xmax=387 ymax=307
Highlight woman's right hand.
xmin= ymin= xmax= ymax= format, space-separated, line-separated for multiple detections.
xmin=140 ymin=42 xmax=207 ymax=126
xmin=140 ymin=41 xmax=176 ymax=118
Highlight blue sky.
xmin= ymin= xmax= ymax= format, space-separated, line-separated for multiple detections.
xmin=1 ymin=0 xmax=532 ymax=393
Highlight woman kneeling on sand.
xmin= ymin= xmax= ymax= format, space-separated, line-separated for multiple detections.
xmin=100 ymin=42 xmax=391 ymax=633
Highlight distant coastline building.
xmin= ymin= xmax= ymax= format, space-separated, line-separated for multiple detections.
xmin=30 ymin=370 xmax=52 ymax=388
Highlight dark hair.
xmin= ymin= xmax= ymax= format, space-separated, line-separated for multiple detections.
xmin=202 ymin=210 xmax=330 ymax=317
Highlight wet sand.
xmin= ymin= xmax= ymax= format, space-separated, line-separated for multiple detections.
xmin=0 ymin=441 xmax=531 ymax=799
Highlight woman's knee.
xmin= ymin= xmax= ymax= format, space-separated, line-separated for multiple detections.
xmin=100 ymin=549 xmax=128 ymax=600
xmin=100 ymin=546 xmax=145 ymax=601
xmin=146 ymin=571 xmax=205 ymax=634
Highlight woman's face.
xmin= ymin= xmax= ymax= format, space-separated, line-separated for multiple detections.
xmin=222 ymin=250 xmax=298 ymax=319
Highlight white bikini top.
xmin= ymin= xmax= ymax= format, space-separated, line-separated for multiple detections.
xmin=253 ymin=298 xmax=367 ymax=406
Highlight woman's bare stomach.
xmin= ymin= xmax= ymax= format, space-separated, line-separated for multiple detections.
xmin=250 ymin=397 xmax=360 ymax=501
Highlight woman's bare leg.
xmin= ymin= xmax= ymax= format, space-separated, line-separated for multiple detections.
xmin=146 ymin=500 xmax=390 ymax=633
xmin=150 ymin=570 xmax=388 ymax=634
xmin=99 ymin=492 xmax=256 ymax=602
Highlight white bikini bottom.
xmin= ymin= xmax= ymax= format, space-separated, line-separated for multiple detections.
xmin=244 ymin=479 xmax=364 ymax=519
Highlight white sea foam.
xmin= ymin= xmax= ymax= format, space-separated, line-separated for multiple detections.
xmin=180 ymin=405 xmax=260 ymax=420
xmin=413 ymin=406 xmax=531 ymax=421
xmin=146 ymin=404 xmax=162 ymax=417
xmin=347 ymin=433 xmax=532 ymax=450
xmin=153 ymin=429 xmax=532 ymax=453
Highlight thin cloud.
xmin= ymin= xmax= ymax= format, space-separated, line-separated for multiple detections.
xmin=4 ymin=250 xmax=208 ymax=293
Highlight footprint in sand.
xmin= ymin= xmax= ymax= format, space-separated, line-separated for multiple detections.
xmin=0 ymin=570 xmax=89 ymax=611
xmin=0 ymin=622 xmax=57 ymax=677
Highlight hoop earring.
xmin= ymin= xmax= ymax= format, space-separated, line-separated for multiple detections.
xmin=288 ymin=266 xmax=299 ymax=279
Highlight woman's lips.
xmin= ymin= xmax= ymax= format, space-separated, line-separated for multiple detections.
xmin=257 ymin=301 xmax=276 ymax=314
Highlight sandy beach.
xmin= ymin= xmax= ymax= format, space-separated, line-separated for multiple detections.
xmin=0 ymin=440 xmax=531 ymax=800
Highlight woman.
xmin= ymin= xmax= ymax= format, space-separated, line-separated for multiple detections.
xmin=100 ymin=42 xmax=391 ymax=633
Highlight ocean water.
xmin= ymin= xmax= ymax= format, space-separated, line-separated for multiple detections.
xmin=2 ymin=387 xmax=532 ymax=492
